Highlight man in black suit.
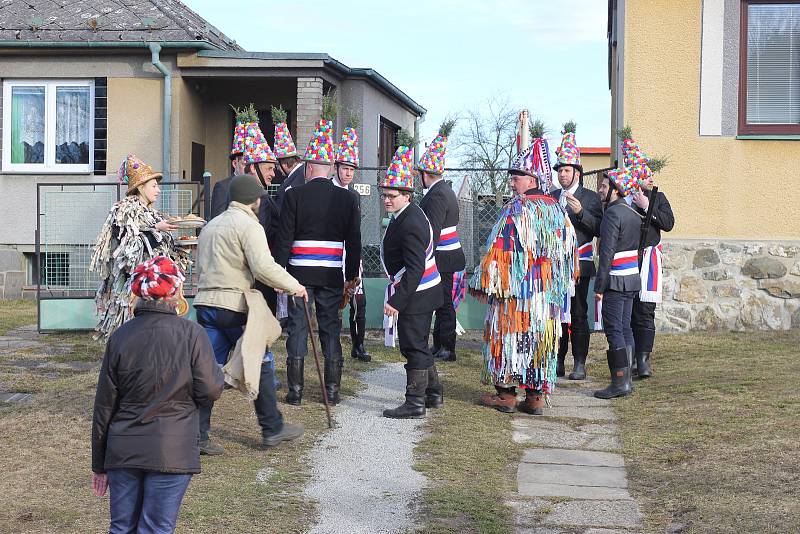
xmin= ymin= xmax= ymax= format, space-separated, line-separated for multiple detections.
xmin=274 ymin=125 xmax=361 ymax=406
xmin=380 ymin=147 xmax=444 ymax=419
xmin=551 ymin=156 xmax=602 ymax=381
xmin=593 ymin=169 xmax=643 ymax=399
xmin=209 ymin=152 xmax=245 ymax=220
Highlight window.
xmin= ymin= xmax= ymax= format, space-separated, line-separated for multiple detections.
xmin=378 ymin=117 xmax=400 ymax=167
xmin=739 ymin=1 xmax=800 ymax=134
xmin=2 ymin=80 xmax=94 ymax=172
xmin=39 ymin=252 xmax=70 ymax=287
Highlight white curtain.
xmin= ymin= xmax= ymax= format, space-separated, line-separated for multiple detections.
xmin=55 ymin=86 xmax=90 ymax=145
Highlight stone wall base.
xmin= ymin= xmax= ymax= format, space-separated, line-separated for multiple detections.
xmin=0 ymin=248 xmax=25 ymax=300
xmin=658 ymin=239 xmax=800 ymax=331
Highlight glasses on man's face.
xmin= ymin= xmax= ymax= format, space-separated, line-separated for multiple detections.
xmin=380 ymin=193 xmax=402 ymax=200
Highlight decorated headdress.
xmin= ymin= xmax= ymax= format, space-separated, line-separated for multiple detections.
xmin=304 ymin=89 xmax=338 ymax=164
xmin=510 ymin=145 xmax=537 ymax=178
xmin=240 ymin=107 xmax=277 ymax=165
xmin=379 ymin=145 xmax=415 ymax=191
xmin=271 ymin=105 xmax=298 ymax=159
xmin=231 ymin=104 xmax=258 ymax=157
xmin=418 ymin=118 xmax=456 ymax=175
xmin=553 ymin=121 xmax=582 ymax=172
xmin=118 ymin=154 xmax=162 ymax=195
xmin=131 ymin=256 xmax=185 ymax=301
xmin=335 ymin=110 xmax=361 ymax=167
xmin=606 ymin=166 xmax=640 ymax=198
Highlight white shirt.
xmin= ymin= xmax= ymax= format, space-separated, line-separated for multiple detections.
xmin=332 ymin=176 xmax=348 ymax=189
xmin=559 ymin=180 xmax=580 ymax=208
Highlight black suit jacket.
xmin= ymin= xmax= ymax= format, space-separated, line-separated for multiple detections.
xmin=274 ymin=176 xmax=361 ymax=288
xmin=271 ymin=163 xmax=306 ymax=240
xmin=209 ymin=175 xmax=234 ymax=220
xmin=419 ymin=180 xmax=466 ymax=274
xmin=257 ymin=191 xmax=278 ymax=249
xmin=550 ymin=185 xmax=603 ymax=278
xmin=634 ymin=189 xmax=674 ymax=248
xmin=595 ymin=198 xmax=643 ymax=294
xmin=381 ymin=203 xmax=443 ymax=315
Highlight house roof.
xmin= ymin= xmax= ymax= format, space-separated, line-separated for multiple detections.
xmin=0 ymin=0 xmax=241 ymax=50
xmin=579 ymin=147 xmax=611 ymax=155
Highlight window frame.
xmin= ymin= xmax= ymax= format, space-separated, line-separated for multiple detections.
xmin=2 ymin=79 xmax=95 ymax=173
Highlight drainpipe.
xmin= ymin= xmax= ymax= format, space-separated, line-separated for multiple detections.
xmin=413 ymin=112 xmax=426 ymax=166
xmin=149 ymin=43 xmax=171 ymax=180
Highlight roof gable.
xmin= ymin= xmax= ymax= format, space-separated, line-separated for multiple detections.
xmin=0 ymin=0 xmax=241 ymax=50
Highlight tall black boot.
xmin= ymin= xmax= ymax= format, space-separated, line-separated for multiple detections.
xmin=594 ymin=348 xmax=632 ymax=399
xmin=557 ymin=325 xmax=569 ymax=377
xmin=323 ymin=358 xmax=342 ymax=405
xmin=635 ymin=352 xmax=652 ymax=379
xmin=383 ymin=368 xmax=428 ymax=419
xmin=626 ymin=346 xmax=635 ymax=388
xmin=285 ymin=358 xmax=304 ymax=406
xmin=425 ymin=364 xmax=443 ymax=408
xmin=568 ymin=330 xmax=589 ymax=380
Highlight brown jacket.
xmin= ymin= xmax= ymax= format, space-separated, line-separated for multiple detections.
xmin=91 ymin=300 xmax=224 ymax=474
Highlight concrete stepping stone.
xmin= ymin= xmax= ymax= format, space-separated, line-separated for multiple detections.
xmin=521 ymin=448 xmax=624 ymax=468
xmin=518 ymin=463 xmax=628 ymax=489
xmin=512 ymin=420 xmax=621 ymax=451
xmin=0 ymin=392 xmax=35 ymax=404
xmin=543 ymin=500 xmax=643 ymax=529
xmin=543 ymin=405 xmax=615 ymax=421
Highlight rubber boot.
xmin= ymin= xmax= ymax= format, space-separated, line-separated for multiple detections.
xmin=518 ymin=389 xmax=545 ymax=415
xmin=626 ymin=346 xmax=635 ymax=389
xmin=556 ymin=353 xmax=566 ymax=378
xmin=285 ymin=358 xmax=304 ymax=406
xmin=480 ymin=386 xmax=518 ymax=413
xmin=434 ymin=348 xmax=457 ymax=362
xmin=594 ymin=348 xmax=632 ymax=399
xmin=356 ymin=345 xmax=371 ymax=362
xmin=425 ymin=364 xmax=444 ymax=408
xmin=383 ymin=368 xmax=428 ymax=419
xmin=569 ymin=330 xmax=589 ymax=380
xmin=635 ymin=352 xmax=652 ymax=379
xmin=323 ymin=358 xmax=342 ymax=406
xmin=557 ymin=325 xmax=569 ymax=377
xmin=568 ymin=354 xmax=587 ymax=380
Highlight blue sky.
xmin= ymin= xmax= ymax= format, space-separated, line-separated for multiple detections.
xmin=186 ymin=0 xmax=611 ymax=152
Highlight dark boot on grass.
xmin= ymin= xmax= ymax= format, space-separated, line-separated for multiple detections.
xmin=635 ymin=352 xmax=652 ymax=379
xmin=594 ymin=348 xmax=632 ymax=399
xmin=323 ymin=358 xmax=342 ymax=406
xmin=383 ymin=368 xmax=427 ymax=419
xmin=285 ymin=358 xmax=304 ymax=406
xmin=199 ymin=439 xmax=225 ymax=456
xmin=425 ymin=364 xmax=443 ymax=408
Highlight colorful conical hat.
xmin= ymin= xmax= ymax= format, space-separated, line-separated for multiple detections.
xmin=554 ymin=132 xmax=582 ymax=170
xmin=607 ymin=166 xmax=640 ymax=197
xmin=418 ymin=134 xmax=447 ymax=175
xmin=379 ymin=146 xmax=415 ymax=191
xmin=274 ymin=122 xmax=298 ymax=159
xmin=231 ymin=121 xmax=247 ymax=156
xmin=303 ymin=119 xmax=336 ymax=164
xmin=335 ymin=127 xmax=359 ymax=167
xmin=621 ymin=138 xmax=650 ymax=167
xmin=241 ymin=122 xmax=277 ymax=165
xmin=118 ymin=154 xmax=162 ymax=195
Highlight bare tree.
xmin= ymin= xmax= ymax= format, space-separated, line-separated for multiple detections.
xmin=453 ymin=95 xmax=518 ymax=205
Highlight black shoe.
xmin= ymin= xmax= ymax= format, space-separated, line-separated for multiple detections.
xmin=285 ymin=358 xmax=304 ymax=406
xmin=568 ymin=355 xmax=587 ymax=380
xmin=635 ymin=352 xmax=652 ymax=379
xmin=425 ymin=364 xmax=443 ymax=408
xmin=434 ymin=348 xmax=457 ymax=362
xmin=323 ymin=358 xmax=342 ymax=406
xmin=357 ymin=345 xmax=372 ymax=361
xmin=262 ymin=423 xmax=304 ymax=447
xmin=594 ymin=348 xmax=632 ymax=399
xmin=351 ymin=344 xmax=371 ymax=362
xmin=556 ymin=353 xmax=566 ymax=377
xmin=384 ymin=368 xmax=427 ymax=419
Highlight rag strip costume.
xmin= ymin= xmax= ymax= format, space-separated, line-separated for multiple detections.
xmin=90 ymin=155 xmax=189 ymax=340
xmin=469 ymin=146 xmax=578 ymax=414
xmin=550 ymin=130 xmax=603 ymax=380
xmin=418 ymin=120 xmax=466 ymax=362
xmin=621 ymin=138 xmax=675 ymax=377
xmin=379 ymin=145 xmax=444 ymax=419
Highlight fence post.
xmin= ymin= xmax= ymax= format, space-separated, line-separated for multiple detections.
xmin=203 ymin=171 xmax=212 ymax=218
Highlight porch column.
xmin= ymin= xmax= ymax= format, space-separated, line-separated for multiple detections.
xmin=296 ymin=77 xmax=324 ymax=149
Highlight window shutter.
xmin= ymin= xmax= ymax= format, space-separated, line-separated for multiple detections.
xmin=94 ymin=77 xmax=107 ymax=175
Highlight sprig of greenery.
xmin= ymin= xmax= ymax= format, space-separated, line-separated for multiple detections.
xmin=271 ymin=105 xmax=287 ymax=124
xmin=561 ymin=120 xmax=577 ymax=135
xmin=322 ymin=88 xmax=339 ymax=122
xmin=529 ymin=118 xmax=547 ymax=139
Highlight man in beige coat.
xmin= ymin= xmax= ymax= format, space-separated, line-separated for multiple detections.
xmin=194 ymin=174 xmax=307 ymax=454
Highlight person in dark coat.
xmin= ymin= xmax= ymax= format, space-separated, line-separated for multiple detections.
xmin=379 ymin=145 xmax=444 ymax=419
xmin=209 ymin=153 xmax=244 ymax=220
xmin=333 ymin=120 xmax=371 ymax=362
xmin=624 ymin=137 xmax=675 ymax=379
xmin=593 ymin=168 xmax=643 ymax=399
xmin=551 ymin=129 xmax=603 ymax=380
xmin=91 ymin=256 xmax=224 ymax=534
xmin=418 ymin=119 xmax=466 ymax=363
xmin=274 ymin=118 xmax=362 ymax=406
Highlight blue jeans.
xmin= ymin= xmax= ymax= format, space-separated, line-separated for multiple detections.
xmin=601 ymin=290 xmax=635 ymax=351
xmin=195 ymin=306 xmax=283 ymax=439
xmin=108 ymin=468 xmax=192 ymax=534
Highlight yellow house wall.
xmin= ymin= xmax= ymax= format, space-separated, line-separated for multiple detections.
xmin=581 ymin=153 xmax=612 ymax=174
xmin=176 ymin=77 xmax=206 ymax=183
xmin=107 ymin=78 xmax=163 ymax=172
xmin=623 ymin=0 xmax=800 ymax=240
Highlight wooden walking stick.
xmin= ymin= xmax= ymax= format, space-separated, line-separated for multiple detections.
xmin=301 ymin=296 xmax=333 ymax=429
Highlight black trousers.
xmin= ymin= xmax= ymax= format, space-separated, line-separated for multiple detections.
xmin=559 ymin=276 xmax=591 ymax=358
xmin=431 ymin=272 xmax=457 ymax=351
xmin=601 ymin=290 xmax=635 ymax=351
xmin=631 ymin=296 xmax=657 ymax=353
xmin=398 ymin=310 xmax=435 ymax=370
xmin=348 ymin=292 xmax=366 ymax=347
xmin=286 ymin=286 xmax=342 ymax=363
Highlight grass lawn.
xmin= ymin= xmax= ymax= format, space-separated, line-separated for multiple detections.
xmin=587 ymin=330 xmax=800 ymax=534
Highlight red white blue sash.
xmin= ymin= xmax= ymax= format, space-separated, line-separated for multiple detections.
xmin=436 ymin=225 xmax=462 ymax=251
xmin=289 ymin=240 xmax=344 ymax=268
xmin=639 ymin=243 xmax=663 ymax=303
xmin=610 ymin=250 xmax=639 ymax=276
xmin=577 ymin=242 xmax=594 ymax=261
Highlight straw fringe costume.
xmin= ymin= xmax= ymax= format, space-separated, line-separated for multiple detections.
xmin=470 ymin=193 xmax=578 ymax=396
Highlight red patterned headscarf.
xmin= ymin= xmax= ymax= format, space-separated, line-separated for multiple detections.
xmin=131 ymin=256 xmax=185 ymax=300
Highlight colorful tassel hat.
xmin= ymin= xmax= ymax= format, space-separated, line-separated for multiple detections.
xmin=271 ymin=105 xmax=298 ymax=159
xmin=418 ymin=118 xmax=456 ymax=175
xmin=620 ymin=137 xmax=655 ymax=186
xmin=242 ymin=122 xmax=277 ymax=165
xmin=231 ymin=104 xmax=258 ymax=157
xmin=119 ymin=154 xmax=162 ymax=195
xmin=335 ymin=110 xmax=361 ymax=167
xmin=606 ymin=166 xmax=640 ymax=197
xmin=553 ymin=121 xmax=582 ymax=172
xmin=379 ymin=145 xmax=415 ymax=191
xmin=303 ymin=89 xmax=338 ymax=164
xmin=510 ymin=145 xmax=538 ymax=177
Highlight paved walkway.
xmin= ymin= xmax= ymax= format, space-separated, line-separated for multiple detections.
xmin=509 ymin=375 xmax=644 ymax=534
